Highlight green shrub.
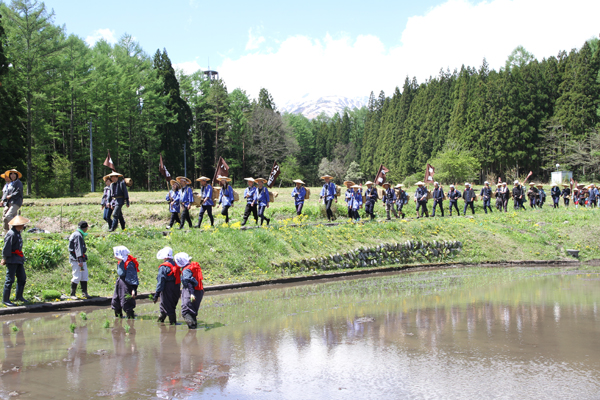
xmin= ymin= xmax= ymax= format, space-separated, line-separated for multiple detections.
xmin=24 ymin=241 xmax=64 ymax=270
xmin=41 ymin=289 xmax=61 ymax=300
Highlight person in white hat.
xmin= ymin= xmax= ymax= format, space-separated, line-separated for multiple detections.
xmin=364 ymin=181 xmax=378 ymax=220
xmin=463 ymin=183 xmax=476 ymax=215
xmin=241 ymin=178 xmax=258 ymax=226
xmin=480 ymin=181 xmax=493 ymax=214
xmin=291 ymin=180 xmax=307 ymax=216
xmin=107 ymin=171 xmax=129 ymax=232
xmin=513 ymin=181 xmax=525 ymax=210
xmin=431 ymin=182 xmax=444 ymax=217
xmin=111 ymin=246 xmax=138 ymax=319
xmin=175 ymin=252 xmax=204 ymax=329
xmin=1 ymin=215 xmax=30 ymax=306
xmin=447 ymin=184 xmax=461 ymax=216
xmin=153 ymin=247 xmax=180 ymax=325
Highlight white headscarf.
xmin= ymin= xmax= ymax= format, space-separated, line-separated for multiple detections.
xmin=113 ymin=246 xmax=130 ymax=261
xmin=156 ymin=247 xmax=173 ymax=260
xmin=174 ymin=252 xmax=192 ymax=268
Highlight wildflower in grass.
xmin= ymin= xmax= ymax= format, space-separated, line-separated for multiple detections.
xmin=11 ymin=325 xmax=18 ymax=332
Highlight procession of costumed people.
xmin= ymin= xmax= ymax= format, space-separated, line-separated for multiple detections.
xmin=1 ymin=165 xmax=595 ymax=324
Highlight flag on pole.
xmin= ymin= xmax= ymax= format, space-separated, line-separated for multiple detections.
xmin=103 ymin=150 xmax=115 ymax=171
xmin=159 ymin=154 xmax=171 ymax=182
xmin=267 ymin=161 xmax=281 ymax=188
xmin=424 ymin=164 xmax=435 ymax=184
xmin=522 ymin=171 xmax=533 ymax=184
xmin=374 ymin=164 xmax=389 ymax=186
xmin=212 ymin=157 xmax=230 ymax=185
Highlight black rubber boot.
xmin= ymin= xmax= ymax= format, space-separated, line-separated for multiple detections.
xmin=183 ymin=314 xmax=195 ymax=329
xmin=126 ymin=310 xmax=135 ymax=319
xmin=168 ymin=315 xmax=177 ymax=325
xmin=241 ymin=218 xmax=247 ymax=226
xmin=70 ymin=282 xmax=78 ymax=297
xmin=15 ymin=284 xmax=28 ymax=303
xmin=3 ymin=287 xmax=15 ymax=307
xmin=157 ymin=313 xmax=166 ymax=323
xmin=80 ymin=281 xmax=90 ymax=299
xmin=115 ymin=310 xmax=123 ymax=318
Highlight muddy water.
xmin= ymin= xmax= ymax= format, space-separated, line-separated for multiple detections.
xmin=0 ymin=266 xmax=599 ymax=399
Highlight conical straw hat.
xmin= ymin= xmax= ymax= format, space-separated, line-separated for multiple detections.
xmin=9 ymin=215 xmax=30 ymax=226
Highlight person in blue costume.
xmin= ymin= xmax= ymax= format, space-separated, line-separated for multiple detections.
xmin=589 ymin=184 xmax=598 ymax=208
xmin=153 ymin=247 xmax=180 ymax=325
xmin=195 ymin=177 xmax=215 ymax=228
xmin=447 ymin=184 xmax=461 ymax=216
xmin=166 ymin=180 xmax=181 ymax=229
xmin=111 ymin=246 xmax=139 ymax=319
xmin=382 ymin=182 xmax=398 ymax=220
xmin=348 ymin=184 xmax=362 ymax=222
xmin=463 ymin=183 xmax=476 ymax=215
xmin=241 ymin=178 xmax=258 ymax=226
xmin=319 ymin=175 xmax=337 ymax=222
xmin=291 ymin=179 xmax=307 ymax=216
xmin=217 ymin=176 xmax=235 ymax=224
xmin=415 ymin=182 xmax=429 ymax=218
xmin=343 ymin=181 xmax=355 ymax=219
xmin=100 ymin=175 xmax=113 ymax=229
xmin=536 ymin=184 xmax=546 ymax=208
xmin=432 ymin=182 xmax=445 ymax=217
xmin=177 ymin=177 xmax=194 ymax=229
xmin=252 ymin=178 xmax=271 ymax=226
xmin=364 ymin=181 xmax=378 ymax=220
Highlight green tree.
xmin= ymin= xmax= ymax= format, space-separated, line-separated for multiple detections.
xmin=427 ymin=143 xmax=481 ymax=184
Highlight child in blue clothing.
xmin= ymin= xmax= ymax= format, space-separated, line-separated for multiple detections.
xmin=111 ymin=246 xmax=139 ymax=319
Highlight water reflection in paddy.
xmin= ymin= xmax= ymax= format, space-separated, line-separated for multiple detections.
xmin=0 ymin=266 xmax=599 ymax=399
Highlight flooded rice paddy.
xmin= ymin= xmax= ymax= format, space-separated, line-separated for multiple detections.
xmin=1 ymin=265 xmax=600 ymax=399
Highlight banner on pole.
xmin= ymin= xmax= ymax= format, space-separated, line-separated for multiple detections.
xmin=424 ymin=164 xmax=435 ymax=184
xmin=212 ymin=157 xmax=230 ymax=185
xmin=267 ymin=161 xmax=280 ymax=188
xmin=374 ymin=164 xmax=389 ymax=186
xmin=103 ymin=150 xmax=115 ymax=171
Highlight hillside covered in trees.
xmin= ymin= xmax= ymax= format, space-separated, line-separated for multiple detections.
xmin=1 ymin=0 xmax=599 ymax=196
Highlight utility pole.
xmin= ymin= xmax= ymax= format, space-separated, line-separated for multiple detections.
xmin=90 ymin=119 xmax=95 ymax=192
xmin=183 ymin=141 xmax=187 ymax=178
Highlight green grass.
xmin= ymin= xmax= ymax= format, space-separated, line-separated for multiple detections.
xmin=14 ymin=189 xmax=600 ymax=300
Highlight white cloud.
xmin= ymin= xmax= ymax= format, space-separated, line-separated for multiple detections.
xmin=211 ymin=0 xmax=600 ymax=104
xmin=245 ymin=27 xmax=265 ymax=51
xmin=85 ymin=28 xmax=117 ymax=47
xmin=173 ymin=60 xmax=203 ymax=75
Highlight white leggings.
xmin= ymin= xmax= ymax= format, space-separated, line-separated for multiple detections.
xmin=70 ymin=260 xmax=89 ymax=283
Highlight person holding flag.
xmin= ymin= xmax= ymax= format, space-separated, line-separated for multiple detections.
xmin=177 ymin=177 xmax=194 ymax=229
xmin=217 ymin=176 xmax=235 ymax=224
xmin=291 ymin=180 xmax=307 ymax=216
xmin=241 ymin=178 xmax=258 ymax=226
xmin=319 ymin=175 xmax=337 ymax=222
xmin=195 ymin=177 xmax=215 ymax=228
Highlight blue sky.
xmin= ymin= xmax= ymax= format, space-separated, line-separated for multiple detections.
xmin=45 ymin=0 xmax=600 ymax=104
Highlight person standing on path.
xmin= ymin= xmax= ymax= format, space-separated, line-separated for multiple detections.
xmin=101 ymin=175 xmax=113 ymax=229
xmin=463 ymin=183 xmax=476 ymax=215
xmin=253 ymin=178 xmax=271 ymax=226
xmin=480 ymin=181 xmax=493 ymax=214
xmin=319 ymin=175 xmax=337 ymax=222
xmin=195 ymin=177 xmax=214 ymax=228
xmin=217 ymin=176 xmax=234 ymax=224
xmin=364 ymin=181 xmax=379 ymax=220
xmin=68 ymin=221 xmax=90 ymax=299
xmin=111 ymin=246 xmax=139 ymax=319
xmin=177 ymin=177 xmax=194 ymax=229
xmin=432 ymin=182 xmax=445 ymax=217
xmin=153 ymin=247 xmax=180 ymax=325
xmin=108 ymin=172 xmax=129 ymax=232
xmin=291 ymin=180 xmax=307 ymax=216
xmin=176 ymin=252 xmax=204 ymax=329
xmin=2 ymin=170 xmax=23 ymax=235
xmin=447 ymin=185 xmax=461 ymax=216
xmin=165 ymin=180 xmax=181 ymax=230
xmin=1 ymin=216 xmax=29 ymax=307
xmin=241 ymin=178 xmax=258 ymax=225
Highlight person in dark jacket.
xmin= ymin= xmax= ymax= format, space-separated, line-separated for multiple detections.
xmin=2 ymin=169 xmax=23 ymax=235
xmin=68 ymin=221 xmax=90 ymax=299
xmin=382 ymin=182 xmax=398 ymax=220
xmin=527 ymin=183 xmax=539 ymax=209
xmin=111 ymin=246 xmax=139 ymax=319
xmin=561 ymin=184 xmax=571 ymax=207
xmin=166 ymin=180 xmax=181 ymax=229
xmin=291 ymin=179 xmax=307 ymax=216
xmin=153 ymin=247 xmax=180 ymax=325
xmin=176 ymin=252 xmax=204 ymax=329
xmin=364 ymin=181 xmax=378 ymax=220
xmin=431 ymin=182 xmax=444 ymax=217
xmin=447 ymin=185 xmax=461 ymax=216
xmin=589 ymin=184 xmax=598 ymax=208
xmin=550 ymin=183 xmax=561 ymax=209
xmin=395 ymin=184 xmax=407 ymax=219
xmin=195 ymin=176 xmax=214 ymax=228
xmin=513 ymin=181 xmax=525 ymax=210
xmin=252 ymin=178 xmax=271 ymax=226
xmin=480 ymin=181 xmax=493 ymax=214
xmin=108 ymin=172 xmax=129 ymax=232
xmin=101 ymin=175 xmax=113 ymax=229
xmin=241 ymin=178 xmax=258 ymax=225
xmin=415 ymin=182 xmax=429 ymax=218
xmin=500 ymin=182 xmax=510 ymax=212
xmin=1 ymin=215 xmax=29 ymax=306
xmin=536 ymin=184 xmax=547 ymax=208
xmin=463 ymin=183 xmax=476 ymax=215
xmin=177 ymin=176 xmax=194 ymax=229
xmin=495 ymin=184 xmax=503 ymax=211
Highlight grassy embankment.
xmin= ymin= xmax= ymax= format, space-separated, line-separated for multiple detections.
xmin=12 ymin=187 xmax=600 ymax=302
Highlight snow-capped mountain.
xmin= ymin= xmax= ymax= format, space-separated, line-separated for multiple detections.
xmin=280 ymin=95 xmax=368 ymax=119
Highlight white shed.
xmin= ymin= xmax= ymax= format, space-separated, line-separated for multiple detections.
xmin=551 ymin=171 xmax=572 ymax=185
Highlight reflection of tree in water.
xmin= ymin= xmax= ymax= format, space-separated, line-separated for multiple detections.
xmin=0 ymin=320 xmax=25 ymax=395
xmin=66 ymin=313 xmax=87 ymax=390
xmin=109 ymin=318 xmax=139 ymax=394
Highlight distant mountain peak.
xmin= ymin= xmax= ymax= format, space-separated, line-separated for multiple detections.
xmin=280 ymin=95 xmax=368 ymax=119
